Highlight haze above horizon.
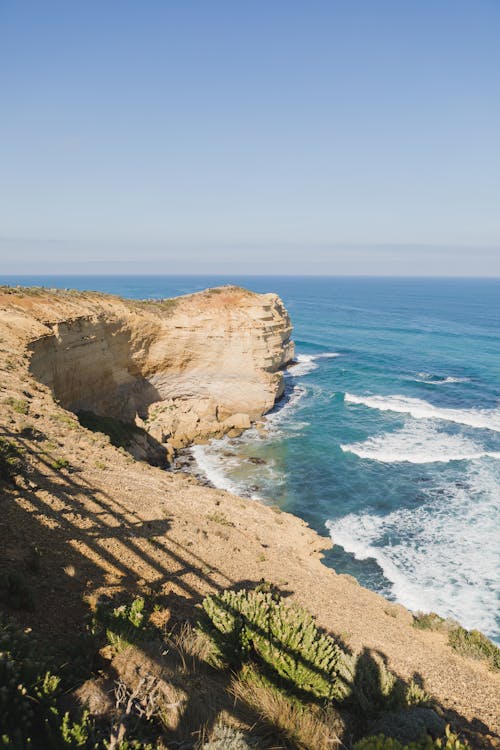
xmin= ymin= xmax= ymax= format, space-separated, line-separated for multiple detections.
xmin=1 ymin=1 xmax=499 ymax=276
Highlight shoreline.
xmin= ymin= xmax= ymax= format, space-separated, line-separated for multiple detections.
xmin=179 ymin=354 xmax=500 ymax=647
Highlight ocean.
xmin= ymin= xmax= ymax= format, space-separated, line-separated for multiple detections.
xmin=3 ymin=275 xmax=499 ymax=641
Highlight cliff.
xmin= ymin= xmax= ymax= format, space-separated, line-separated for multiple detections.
xmin=3 ymin=285 xmax=294 ymax=461
xmin=0 ymin=285 xmax=498 ymax=748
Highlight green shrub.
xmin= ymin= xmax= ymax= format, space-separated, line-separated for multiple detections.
xmin=200 ymin=588 xmax=354 ymax=701
xmin=50 ymin=457 xmax=70 ymax=471
xmin=448 ymin=625 xmax=500 ymax=671
xmin=354 ymin=726 xmax=468 ymax=750
xmin=206 ymin=511 xmax=234 ymax=527
xmin=412 ymin=613 xmax=446 ymax=631
xmin=52 ymin=413 xmax=78 ymax=430
xmin=369 ymin=707 xmax=445 ymax=745
xmin=350 ymin=649 xmax=406 ymax=719
xmin=0 ymin=614 xmax=96 ymax=748
xmin=92 ymin=596 xmax=157 ymax=652
xmin=5 ymin=398 xmax=29 ymax=415
xmin=0 ymin=438 xmax=24 ymax=483
xmin=202 ymin=724 xmax=258 ymax=749
xmin=405 ymin=680 xmax=431 ymax=708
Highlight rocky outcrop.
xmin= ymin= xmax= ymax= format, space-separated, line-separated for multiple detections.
xmin=18 ymin=286 xmax=294 ymax=460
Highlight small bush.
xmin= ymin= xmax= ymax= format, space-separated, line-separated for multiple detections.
xmin=200 ymin=588 xmax=354 ymax=701
xmin=448 ymin=625 xmax=500 ymax=671
xmin=206 ymin=511 xmax=234 ymax=527
xmin=5 ymin=397 xmax=29 ymax=415
xmin=53 ymin=413 xmax=78 ymax=429
xmin=0 ymin=613 xmax=95 ymax=748
xmin=202 ymin=724 xmax=258 ymax=749
xmin=50 ymin=457 xmax=70 ymax=471
xmin=369 ymin=707 xmax=446 ymax=745
xmin=0 ymin=438 xmax=24 ymax=483
xmin=350 ymin=649 xmax=406 ymax=719
xmin=92 ymin=596 xmax=157 ymax=652
xmin=405 ymin=680 xmax=432 ymax=708
xmin=232 ymin=663 xmax=346 ymax=749
xmin=354 ymin=726 xmax=468 ymax=750
xmin=412 ymin=613 xmax=446 ymax=632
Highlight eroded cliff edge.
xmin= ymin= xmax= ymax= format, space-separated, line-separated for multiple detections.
xmin=18 ymin=285 xmax=294 ymax=461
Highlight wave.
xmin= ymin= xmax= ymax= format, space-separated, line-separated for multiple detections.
xmin=326 ymin=461 xmax=500 ymax=636
xmin=191 ymin=436 xmax=286 ymax=502
xmin=415 ymin=372 xmax=470 ymax=385
xmin=266 ymin=351 xmax=337 ymax=426
xmin=344 ymin=393 xmax=500 ymax=432
xmin=190 ymin=443 xmax=246 ymax=496
xmin=289 ymin=352 xmax=340 ymax=376
xmin=341 ymin=422 xmax=500 ymax=464
xmin=190 ymin=352 xmax=323 ymax=493
xmin=266 ymin=383 xmax=308 ymax=430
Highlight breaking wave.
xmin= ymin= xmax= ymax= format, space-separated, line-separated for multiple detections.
xmin=344 ymin=393 xmax=500 ymax=432
xmin=289 ymin=352 xmax=341 ymax=376
xmin=341 ymin=421 xmax=500 ymax=464
xmin=415 ymin=372 xmax=471 ymax=385
xmin=326 ymin=460 xmax=500 ymax=635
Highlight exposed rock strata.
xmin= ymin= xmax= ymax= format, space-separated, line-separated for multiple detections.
xmin=19 ymin=286 xmax=294 ymax=461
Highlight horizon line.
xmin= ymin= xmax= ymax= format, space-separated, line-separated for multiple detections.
xmin=1 ymin=273 xmax=500 ymax=280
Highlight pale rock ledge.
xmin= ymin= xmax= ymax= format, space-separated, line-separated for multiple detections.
xmin=21 ymin=285 xmax=294 ymax=462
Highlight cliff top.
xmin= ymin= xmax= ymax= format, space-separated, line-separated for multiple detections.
xmin=0 ymin=283 xmax=272 ymax=323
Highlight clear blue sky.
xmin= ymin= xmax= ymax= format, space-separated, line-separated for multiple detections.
xmin=1 ymin=0 xmax=499 ymax=275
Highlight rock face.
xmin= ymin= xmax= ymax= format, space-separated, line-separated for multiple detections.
xmin=22 ymin=286 xmax=294 ymax=460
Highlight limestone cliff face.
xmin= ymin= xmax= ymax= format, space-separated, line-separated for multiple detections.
xmin=17 ymin=286 xmax=294 ymax=459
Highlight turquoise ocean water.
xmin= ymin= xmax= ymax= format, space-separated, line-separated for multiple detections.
xmin=3 ymin=275 xmax=499 ymax=641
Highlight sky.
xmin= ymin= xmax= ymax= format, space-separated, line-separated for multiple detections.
xmin=1 ymin=0 xmax=500 ymax=276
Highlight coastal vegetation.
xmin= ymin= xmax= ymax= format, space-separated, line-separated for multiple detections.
xmin=0 ymin=438 xmax=24 ymax=483
xmin=0 ymin=589 xmax=472 ymax=749
xmin=412 ymin=613 xmax=500 ymax=672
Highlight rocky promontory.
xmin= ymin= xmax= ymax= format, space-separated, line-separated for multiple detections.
xmin=7 ymin=285 xmax=293 ymax=461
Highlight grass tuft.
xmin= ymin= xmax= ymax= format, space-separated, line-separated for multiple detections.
xmin=448 ymin=625 xmax=500 ymax=671
xmin=5 ymin=396 xmax=29 ymax=414
xmin=0 ymin=437 xmax=24 ymax=483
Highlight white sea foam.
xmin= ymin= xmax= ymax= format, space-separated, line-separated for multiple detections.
xmin=189 ymin=352 xmax=324 ymax=492
xmin=341 ymin=422 xmax=500 ymax=464
xmin=415 ymin=372 xmax=470 ymax=385
xmin=289 ymin=352 xmax=340 ymax=376
xmin=345 ymin=393 xmax=500 ymax=432
xmin=266 ymin=383 xmax=308 ymax=431
xmin=191 ymin=443 xmax=245 ymax=495
xmin=191 ymin=436 xmax=285 ymax=501
xmin=326 ymin=461 xmax=500 ymax=635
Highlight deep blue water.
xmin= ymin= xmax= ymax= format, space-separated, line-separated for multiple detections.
xmin=2 ymin=275 xmax=499 ymax=640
